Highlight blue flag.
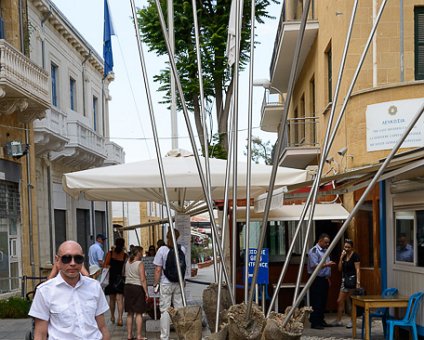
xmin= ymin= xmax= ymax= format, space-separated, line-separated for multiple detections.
xmin=103 ymin=0 xmax=114 ymax=77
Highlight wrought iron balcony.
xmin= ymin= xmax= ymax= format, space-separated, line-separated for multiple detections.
xmin=0 ymin=39 xmax=49 ymax=121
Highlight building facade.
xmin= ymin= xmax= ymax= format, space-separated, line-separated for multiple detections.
xmin=259 ymin=0 xmax=424 ymax=325
xmin=26 ymin=0 xmax=123 ymax=280
xmin=0 ymin=0 xmax=50 ymax=295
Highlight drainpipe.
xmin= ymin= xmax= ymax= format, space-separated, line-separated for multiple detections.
xmin=25 ymin=125 xmax=35 ymax=277
xmin=400 ymin=0 xmax=404 ymax=82
xmin=379 ymin=181 xmax=387 ymax=291
xmin=18 ymin=0 xmax=24 ymax=53
xmin=372 ymin=0 xmax=377 ymax=87
xmin=46 ymin=156 xmax=54 ymax=264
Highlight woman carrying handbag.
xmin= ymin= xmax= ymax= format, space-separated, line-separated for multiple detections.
xmin=331 ymin=239 xmax=361 ymax=328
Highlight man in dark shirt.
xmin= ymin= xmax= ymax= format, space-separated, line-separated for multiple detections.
xmin=307 ymin=233 xmax=336 ymax=329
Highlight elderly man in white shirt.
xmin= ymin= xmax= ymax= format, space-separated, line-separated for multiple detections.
xmin=29 ymin=240 xmax=110 ymax=340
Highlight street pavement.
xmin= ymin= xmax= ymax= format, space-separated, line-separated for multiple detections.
xmin=0 ymin=265 xmax=385 ymax=339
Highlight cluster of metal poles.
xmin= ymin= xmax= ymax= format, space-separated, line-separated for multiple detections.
xmin=128 ymin=0 xmax=424 ymax=329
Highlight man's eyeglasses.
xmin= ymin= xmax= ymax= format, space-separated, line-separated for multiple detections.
xmin=60 ymin=254 xmax=85 ymax=264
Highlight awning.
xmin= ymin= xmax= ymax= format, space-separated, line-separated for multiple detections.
xmin=236 ymin=204 xmax=350 ymax=221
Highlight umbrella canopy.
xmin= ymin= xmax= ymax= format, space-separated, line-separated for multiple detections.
xmin=63 ymin=153 xmax=308 ymax=207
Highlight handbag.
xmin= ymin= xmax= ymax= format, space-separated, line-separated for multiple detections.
xmin=99 ymin=268 xmax=110 ymax=289
xmin=344 ymin=274 xmax=357 ymax=289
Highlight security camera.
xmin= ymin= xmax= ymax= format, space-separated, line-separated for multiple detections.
xmin=338 ymin=147 xmax=348 ymax=156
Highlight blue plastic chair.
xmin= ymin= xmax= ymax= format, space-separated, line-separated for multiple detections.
xmin=386 ymin=291 xmax=424 ymax=340
xmin=361 ymin=287 xmax=398 ymax=339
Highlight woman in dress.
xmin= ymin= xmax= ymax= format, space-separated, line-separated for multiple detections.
xmin=332 ymin=239 xmax=361 ymax=328
xmin=124 ymin=246 xmax=148 ymax=340
xmin=104 ymin=237 xmax=127 ymax=326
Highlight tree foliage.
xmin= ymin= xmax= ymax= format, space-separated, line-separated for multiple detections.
xmin=137 ymin=0 xmax=278 ymax=154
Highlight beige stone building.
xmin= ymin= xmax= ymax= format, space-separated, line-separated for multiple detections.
xmin=0 ymin=0 xmax=49 ymax=295
xmin=27 ymin=0 xmax=124 ymax=278
xmin=256 ymin=0 xmax=424 ymax=320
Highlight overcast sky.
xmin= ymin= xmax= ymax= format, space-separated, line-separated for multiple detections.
xmin=51 ymin=0 xmax=280 ymax=163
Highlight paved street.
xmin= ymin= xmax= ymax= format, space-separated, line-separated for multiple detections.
xmin=0 ymin=265 xmax=385 ymax=339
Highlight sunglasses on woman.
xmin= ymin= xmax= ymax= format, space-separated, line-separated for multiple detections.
xmin=60 ymin=254 xmax=85 ymax=264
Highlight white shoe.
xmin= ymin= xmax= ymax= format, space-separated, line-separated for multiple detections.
xmin=331 ymin=321 xmax=343 ymax=327
xmin=346 ymin=321 xmax=352 ymax=328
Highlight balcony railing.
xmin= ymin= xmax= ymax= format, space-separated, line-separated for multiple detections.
xmin=66 ymin=120 xmax=106 ymax=157
xmin=34 ymin=107 xmax=68 ymax=137
xmin=0 ymin=39 xmax=49 ymax=104
xmin=33 ymin=107 xmax=69 ymax=155
xmin=105 ymin=141 xmax=125 ymax=165
xmin=285 ymin=116 xmax=319 ymax=147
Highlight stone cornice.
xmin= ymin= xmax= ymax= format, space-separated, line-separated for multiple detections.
xmin=29 ymin=0 xmax=105 ymax=76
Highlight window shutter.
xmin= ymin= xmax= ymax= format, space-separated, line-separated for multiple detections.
xmin=415 ymin=8 xmax=424 ymax=80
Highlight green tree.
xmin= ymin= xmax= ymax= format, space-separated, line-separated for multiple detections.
xmin=137 ymin=0 xmax=278 ymax=155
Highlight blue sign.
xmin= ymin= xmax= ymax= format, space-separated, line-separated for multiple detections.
xmin=247 ymin=248 xmax=269 ymax=284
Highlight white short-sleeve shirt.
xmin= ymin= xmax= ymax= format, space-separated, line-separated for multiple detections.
xmin=153 ymin=245 xmax=186 ymax=284
xmin=29 ymin=273 xmax=109 ymax=340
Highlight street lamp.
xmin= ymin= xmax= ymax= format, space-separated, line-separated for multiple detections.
xmin=252 ymin=78 xmax=284 ymax=97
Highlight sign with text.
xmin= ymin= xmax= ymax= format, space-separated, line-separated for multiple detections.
xmin=142 ymin=256 xmax=155 ymax=286
xmin=366 ymin=98 xmax=424 ymax=151
xmin=175 ymin=213 xmax=191 ymax=277
xmin=248 ymin=248 xmax=269 ymax=284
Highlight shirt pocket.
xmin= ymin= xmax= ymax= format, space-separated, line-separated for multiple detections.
xmin=83 ymin=298 xmax=97 ymax=318
xmin=50 ymin=304 xmax=74 ymax=328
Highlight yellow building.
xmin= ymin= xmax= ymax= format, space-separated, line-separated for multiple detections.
xmin=259 ymin=0 xmax=424 ymax=317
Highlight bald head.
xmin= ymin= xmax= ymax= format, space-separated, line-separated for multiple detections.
xmin=57 ymin=240 xmax=83 ymax=256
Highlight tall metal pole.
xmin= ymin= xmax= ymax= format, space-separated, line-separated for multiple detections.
xmin=231 ymin=0 xmax=243 ymax=300
xmin=246 ymin=0 xmax=311 ymax=317
xmin=191 ymin=0 xmax=218 ymax=282
xmin=130 ymin=0 xmax=186 ymax=305
xmin=153 ymin=0 xmax=234 ymax=297
xmin=291 ymin=0 xmax=359 ymax=305
xmin=168 ymin=0 xmax=178 ymax=149
xmin=244 ymin=0 xmax=255 ymax=303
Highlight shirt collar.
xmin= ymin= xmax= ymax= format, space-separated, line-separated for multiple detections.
xmin=316 ymin=243 xmax=325 ymax=252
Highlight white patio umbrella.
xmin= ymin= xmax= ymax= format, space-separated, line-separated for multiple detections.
xmin=62 ymin=151 xmax=308 ymax=211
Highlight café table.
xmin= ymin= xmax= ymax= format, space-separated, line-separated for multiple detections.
xmin=351 ymin=294 xmax=409 ymax=340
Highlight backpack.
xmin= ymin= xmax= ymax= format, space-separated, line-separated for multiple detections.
xmin=163 ymin=245 xmax=186 ymax=282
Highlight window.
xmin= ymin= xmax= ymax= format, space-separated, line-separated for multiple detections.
xmin=54 ymin=209 xmax=66 ymax=253
xmin=414 ymin=7 xmax=424 ymax=80
xmin=69 ymin=77 xmax=76 ymax=111
xmin=238 ymin=220 xmax=312 ymax=263
xmin=93 ymin=96 xmax=98 ymax=131
xmin=51 ymin=63 xmax=58 ymax=107
xmin=393 ymin=210 xmax=424 ymax=266
xmin=325 ymin=44 xmax=332 ymax=103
